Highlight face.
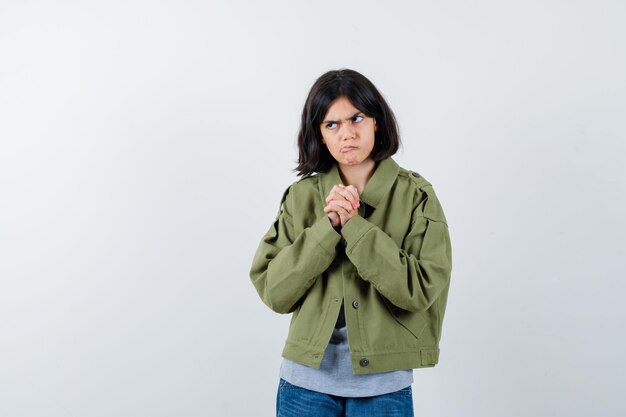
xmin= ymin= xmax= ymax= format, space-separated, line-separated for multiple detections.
xmin=320 ymin=96 xmax=377 ymax=168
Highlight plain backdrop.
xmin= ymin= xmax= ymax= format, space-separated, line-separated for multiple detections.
xmin=1 ymin=1 xmax=625 ymax=416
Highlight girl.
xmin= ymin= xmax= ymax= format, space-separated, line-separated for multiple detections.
xmin=250 ymin=69 xmax=453 ymax=417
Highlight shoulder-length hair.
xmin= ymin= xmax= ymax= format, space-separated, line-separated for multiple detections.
xmin=294 ymin=69 xmax=401 ymax=176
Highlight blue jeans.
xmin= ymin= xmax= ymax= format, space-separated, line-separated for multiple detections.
xmin=276 ymin=378 xmax=414 ymax=417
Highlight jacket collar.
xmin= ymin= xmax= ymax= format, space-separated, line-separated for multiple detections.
xmin=320 ymin=157 xmax=400 ymax=208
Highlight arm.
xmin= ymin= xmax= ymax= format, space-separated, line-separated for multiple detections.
xmin=340 ymin=186 xmax=452 ymax=313
xmin=249 ymin=185 xmax=342 ymax=314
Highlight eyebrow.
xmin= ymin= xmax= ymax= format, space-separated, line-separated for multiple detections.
xmin=322 ymin=111 xmax=363 ymax=125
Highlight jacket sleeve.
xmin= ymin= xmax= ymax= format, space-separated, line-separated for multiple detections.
xmin=249 ymin=184 xmax=342 ymax=314
xmin=339 ymin=185 xmax=452 ymax=313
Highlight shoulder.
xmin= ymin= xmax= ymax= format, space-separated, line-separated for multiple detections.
xmin=396 ymin=165 xmax=447 ymax=224
xmin=396 ymin=165 xmax=433 ymax=191
xmin=282 ymin=173 xmax=319 ymax=198
xmin=274 ymin=173 xmax=319 ymax=215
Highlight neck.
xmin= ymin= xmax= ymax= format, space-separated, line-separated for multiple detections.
xmin=338 ymin=159 xmax=377 ymax=195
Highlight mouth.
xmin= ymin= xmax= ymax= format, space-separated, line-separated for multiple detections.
xmin=341 ymin=146 xmax=357 ymax=153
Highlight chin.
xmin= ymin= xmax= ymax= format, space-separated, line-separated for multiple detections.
xmin=341 ymin=158 xmax=363 ymax=165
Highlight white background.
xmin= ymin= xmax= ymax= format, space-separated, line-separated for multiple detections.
xmin=1 ymin=1 xmax=625 ymax=416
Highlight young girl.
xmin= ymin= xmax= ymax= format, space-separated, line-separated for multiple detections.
xmin=249 ymin=69 xmax=453 ymax=417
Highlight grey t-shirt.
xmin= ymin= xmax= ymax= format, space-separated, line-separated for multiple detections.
xmin=279 ymin=304 xmax=413 ymax=397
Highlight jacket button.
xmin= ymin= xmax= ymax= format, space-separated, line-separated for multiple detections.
xmin=411 ymin=171 xmax=420 ymax=178
xmin=352 ymin=300 xmax=360 ymax=309
xmin=341 ymin=238 xmax=347 ymax=246
xmin=359 ymin=358 xmax=369 ymax=367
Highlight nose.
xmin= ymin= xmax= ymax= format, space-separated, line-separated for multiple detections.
xmin=342 ymin=120 xmax=357 ymax=140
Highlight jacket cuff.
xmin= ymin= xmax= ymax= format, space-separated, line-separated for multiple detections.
xmin=311 ymin=215 xmax=342 ymax=257
xmin=340 ymin=215 xmax=375 ymax=254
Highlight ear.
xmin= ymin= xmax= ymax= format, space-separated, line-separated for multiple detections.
xmin=374 ymin=119 xmax=378 ymax=131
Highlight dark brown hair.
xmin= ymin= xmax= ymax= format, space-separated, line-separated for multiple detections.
xmin=294 ymin=69 xmax=401 ymax=176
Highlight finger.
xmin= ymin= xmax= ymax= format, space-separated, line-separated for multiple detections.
xmin=334 ymin=207 xmax=351 ymax=223
xmin=338 ymin=207 xmax=356 ymax=226
xmin=327 ymin=185 xmax=359 ymax=208
xmin=328 ymin=198 xmax=353 ymax=212
xmin=343 ymin=185 xmax=360 ymax=207
xmin=325 ymin=185 xmax=349 ymax=204
xmin=328 ymin=211 xmax=340 ymax=226
xmin=324 ymin=202 xmax=352 ymax=214
xmin=338 ymin=184 xmax=359 ymax=208
xmin=340 ymin=206 xmax=360 ymax=226
xmin=327 ymin=199 xmax=355 ymax=214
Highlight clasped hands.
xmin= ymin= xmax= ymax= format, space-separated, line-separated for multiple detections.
xmin=323 ymin=184 xmax=360 ymax=229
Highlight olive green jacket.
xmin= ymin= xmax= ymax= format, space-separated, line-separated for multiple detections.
xmin=249 ymin=157 xmax=452 ymax=374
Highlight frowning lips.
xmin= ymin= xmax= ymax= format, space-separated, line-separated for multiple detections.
xmin=341 ymin=146 xmax=357 ymax=152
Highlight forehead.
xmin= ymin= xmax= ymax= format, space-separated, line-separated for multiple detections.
xmin=324 ymin=96 xmax=361 ymax=119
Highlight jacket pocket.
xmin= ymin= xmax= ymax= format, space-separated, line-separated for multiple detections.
xmin=382 ymin=297 xmax=427 ymax=340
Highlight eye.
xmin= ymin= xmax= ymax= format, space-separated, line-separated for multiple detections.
xmin=353 ymin=115 xmax=364 ymax=123
xmin=325 ymin=121 xmax=337 ymax=130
